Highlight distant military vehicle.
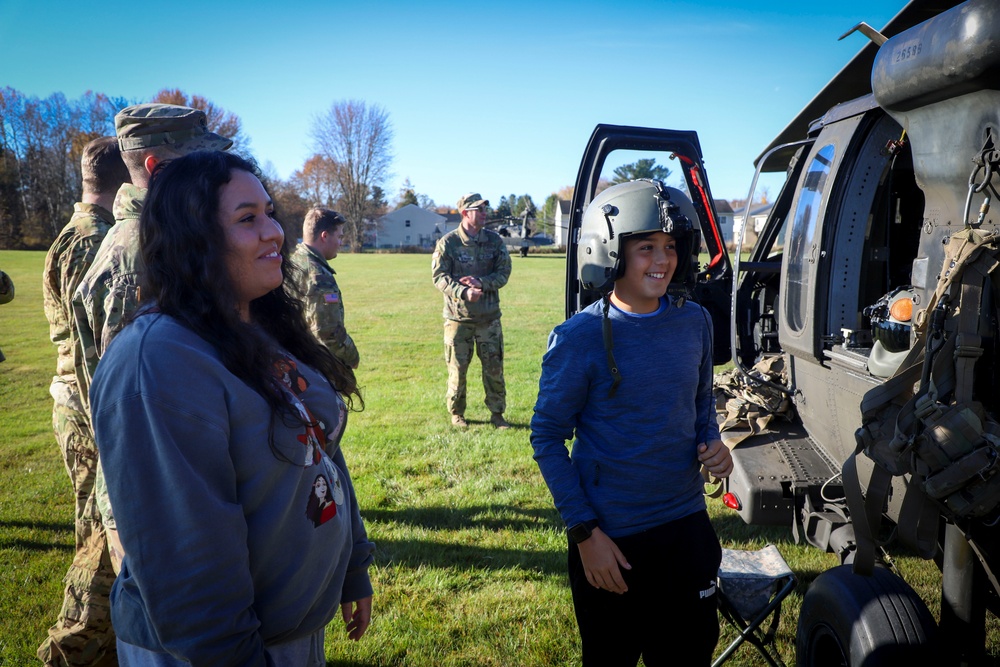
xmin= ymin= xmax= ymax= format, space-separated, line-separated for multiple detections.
xmin=488 ymin=210 xmax=554 ymax=256
xmin=564 ymin=1 xmax=1000 ymax=664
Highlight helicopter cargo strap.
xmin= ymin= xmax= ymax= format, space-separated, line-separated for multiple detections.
xmin=847 ymin=227 xmax=1000 ymax=580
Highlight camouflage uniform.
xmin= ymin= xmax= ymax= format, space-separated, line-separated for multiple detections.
xmin=289 ymin=242 xmax=360 ymax=368
xmin=71 ymin=184 xmax=146 ymax=557
xmin=431 ymin=224 xmax=511 ymax=417
xmin=73 ymin=184 xmax=145 ymax=411
xmin=0 ymin=269 xmax=13 ymax=362
xmin=39 ymin=203 xmax=117 ymax=667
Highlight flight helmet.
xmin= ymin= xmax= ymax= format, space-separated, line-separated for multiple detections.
xmin=578 ymin=179 xmax=698 ymax=294
xmin=865 ymin=285 xmax=916 ymax=378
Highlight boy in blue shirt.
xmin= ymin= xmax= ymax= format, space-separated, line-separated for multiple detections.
xmin=531 ymin=180 xmax=732 ymax=666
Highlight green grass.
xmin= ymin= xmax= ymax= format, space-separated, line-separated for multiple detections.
xmin=0 ymin=249 xmax=990 ymax=665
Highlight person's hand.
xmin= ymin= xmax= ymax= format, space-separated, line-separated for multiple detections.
xmin=106 ymin=527 xmax=125 ymax=575
xmin=341 ymin=596 xmax=372 ymax=641
xmin=698 ymin=439 xmax=733 ymax=478
xmin=464 ymin=287 xmax=483 ymax=302
xmin=578 ymin=527 xmax=631 ymax=594
xmin=458 ymin=276 xmax=482 ymax=289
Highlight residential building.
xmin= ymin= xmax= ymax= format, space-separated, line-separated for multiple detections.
xmin=374 ymin=204 xmax=457 ymax=249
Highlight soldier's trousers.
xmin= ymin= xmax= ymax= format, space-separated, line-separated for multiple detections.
xmin=38 ymin=402 xmax=117 ymax=667
xmin=444 ymin=318 xmax=506 ymax=416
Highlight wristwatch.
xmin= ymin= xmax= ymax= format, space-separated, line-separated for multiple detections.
xmin=567 ymin=520 xmax=599 ymax=544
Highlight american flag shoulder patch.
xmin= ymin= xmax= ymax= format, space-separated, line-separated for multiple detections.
xmin=324 ymin=293 xmax=339 ymax=303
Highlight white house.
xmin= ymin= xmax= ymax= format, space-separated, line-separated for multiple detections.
xmin=732 ymin=202 xmax=773 ymax=249
xmin=713 ymin=199 xmax=735 ymax=249
xmin=375 ymin=204 xmax=455 ymax=249
xmin=553 ymin=199 xmax=571 ymax=248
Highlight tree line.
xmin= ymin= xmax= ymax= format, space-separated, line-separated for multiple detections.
xmin=2 ymin=85 xmax=681 ymax=252
xmin=0 ymin=88 xmax=399 ymax=251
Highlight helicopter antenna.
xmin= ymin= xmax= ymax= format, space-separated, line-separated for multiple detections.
xmin=838 ymin=21 xmax=887 ymax=46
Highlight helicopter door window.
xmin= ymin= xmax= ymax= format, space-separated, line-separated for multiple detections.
xmin=784 ymin=144 xmax=834 ymax=334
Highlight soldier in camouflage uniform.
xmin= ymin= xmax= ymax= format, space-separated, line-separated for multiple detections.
xmin=73 ymin=104 xmax=232 ymax=407
xmin=71 ymin=105 xmax=231 ymax=579
xmin=289 ymin=208 xmax=360 ymax=369
xmin=432 ymin=193 xmax=512 ymax=428
xmin=39 ymin=137 xmax=130 ymax=667
xmin=0 ymin=268 xmax=12 ymax=362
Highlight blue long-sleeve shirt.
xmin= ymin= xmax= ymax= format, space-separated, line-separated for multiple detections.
xmin=530 ymin=296 xmax=718 ymax=538
xmin=91 ymin=312 xmax=374 ymax=666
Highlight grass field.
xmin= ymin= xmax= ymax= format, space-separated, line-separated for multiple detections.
xmin=0 ymin=248 xmax=991 ymax=666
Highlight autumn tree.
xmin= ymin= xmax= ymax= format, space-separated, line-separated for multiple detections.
xmin=290 ymin=154 xmax=340 ymax=208
xmin=151 ymin=88 xmax=252 ymax=156
xmin=310 ymin=100 xmax=393 ymax=250
xmin=611 ymin=158 xmax=671 ymax=184
xmin=260 ymin=162 xmax=310 ymax=240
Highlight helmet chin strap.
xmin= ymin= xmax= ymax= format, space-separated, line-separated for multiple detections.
xmin=601 ymin=293 xmax=623 ymax=398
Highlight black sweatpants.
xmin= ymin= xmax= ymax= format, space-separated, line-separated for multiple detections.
xmin=568 ymin=510 xmax=722 ymax=667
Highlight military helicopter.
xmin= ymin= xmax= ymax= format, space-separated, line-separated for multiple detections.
xmin=564 ymin=0 xmax=1000 ymax=664
xmin=486 ymin=208 xmax=554 ymax=256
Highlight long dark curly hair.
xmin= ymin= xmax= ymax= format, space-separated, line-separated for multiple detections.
xmin=139 ymin=150 xmax=363 ymax=426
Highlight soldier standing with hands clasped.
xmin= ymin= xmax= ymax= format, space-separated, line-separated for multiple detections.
xmin=432 ymin=192 xmax=511 ymax=429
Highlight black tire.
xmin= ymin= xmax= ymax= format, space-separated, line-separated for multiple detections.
xmin=795 ymin=564 xmax=938 ymax=666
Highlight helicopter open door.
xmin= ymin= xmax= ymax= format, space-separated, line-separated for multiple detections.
xmin=565 ymin=123 xmax=733 ymax=363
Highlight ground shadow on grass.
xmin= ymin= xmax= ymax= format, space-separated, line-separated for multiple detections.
xmin=0 ymin=518 xmax=73 ymax=552
xmin=371 ymin=536 xmax=566 ymax=576
xmin=364 ymin=504 xmax=565 ymax=575
xmin=363 ymin=504 xmax=562 ymax=533
xmin=711 ymin=512 xmax=798 ymax=546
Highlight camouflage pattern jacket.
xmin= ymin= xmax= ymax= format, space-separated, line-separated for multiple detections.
xmin=431 ymin=226 xmax=511 ymax=323
xmin=0 ymin=270 xmax=10 ymax=362
xmin=72 ymin=183 xmax=146 ymax=411
xmin=289 ymin=243 xmax=360 ymax=369
xmin=43 ymin=202 xmax=116 ymax=412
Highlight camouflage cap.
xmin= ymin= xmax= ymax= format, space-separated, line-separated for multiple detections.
xmin=458 ymin=193 xmax=489 ymax=211
xmin=115 ymin=103 xmax=233 ymax=153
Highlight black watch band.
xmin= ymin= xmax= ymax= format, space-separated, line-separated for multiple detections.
xmin=567 ymin=520 xmax=598 ymax=544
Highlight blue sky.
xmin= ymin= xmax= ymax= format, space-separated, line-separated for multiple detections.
xmin=1 ymin=0 xmax=906 ymax=206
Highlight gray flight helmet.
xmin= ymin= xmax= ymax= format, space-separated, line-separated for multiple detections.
xmin=578 ymin=179 xmax=698 ymax=294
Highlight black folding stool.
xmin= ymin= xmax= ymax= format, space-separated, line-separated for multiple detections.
xmin=712 ymin=544 xmax=797 ymax=667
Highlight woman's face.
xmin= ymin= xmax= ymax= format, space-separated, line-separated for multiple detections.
xmin=313 ymin=476 xmax=329 ymax=499
xmin=218 ymin=169 xmax=284 ymax=321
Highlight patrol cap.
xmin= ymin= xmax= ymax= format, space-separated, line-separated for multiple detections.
xmin=458 ymin=192 xmax=489 ymax=211
xmin=115 ymin=103 xmax=233 ymax=153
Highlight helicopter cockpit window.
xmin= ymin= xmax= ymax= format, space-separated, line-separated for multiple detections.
xmin=784 ymin=144 xmax=834 ymax=334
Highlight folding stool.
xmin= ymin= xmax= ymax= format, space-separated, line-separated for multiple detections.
xmin=712 ymin=544 xmax=797 ymax=667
